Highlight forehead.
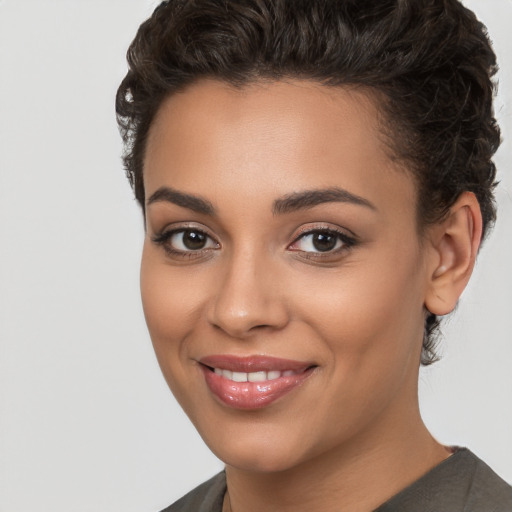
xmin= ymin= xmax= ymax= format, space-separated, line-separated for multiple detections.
xmin=144 ymin=79 xmax=416 ymax=220
xmin=147 ymin=79 xmax=383 ymax=169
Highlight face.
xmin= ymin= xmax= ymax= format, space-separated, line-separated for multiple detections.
xmin=141 ymin=79 xmax=431 ymax=473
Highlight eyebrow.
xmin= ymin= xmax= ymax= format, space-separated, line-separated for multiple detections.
xmin=272 ymin=187 xmax=376 ymax=215
xmin=146 ymin=185 xmax=376 ymax=216
xmin=146 ymin=187 xmax=215 ymax=215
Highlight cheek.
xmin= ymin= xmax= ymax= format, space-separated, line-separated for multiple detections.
xmin=140 ymin=245 xmax=209 ymax=409
xmin=140 ymin=244 xmax=203 ymax=356
xmin=292 ymin=248 xmax=426 ymax=368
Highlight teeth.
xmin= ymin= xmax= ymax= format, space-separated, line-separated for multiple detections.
xmin=213 ymin=368 xmax=297 ymax=382
xmin=222 ymin=369 xmax=233 ymax=380
xmin=231 ymin=371 xmax=248 ymax=382
xmin=248 ymin=371 xmax=266 ymax=382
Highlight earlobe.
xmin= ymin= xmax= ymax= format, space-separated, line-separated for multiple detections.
xmin=424 ymin=192 xmax=483 ymax=316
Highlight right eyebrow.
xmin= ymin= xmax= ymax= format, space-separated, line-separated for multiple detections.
xmin=146 ymin=186 xmax=215 ymax=216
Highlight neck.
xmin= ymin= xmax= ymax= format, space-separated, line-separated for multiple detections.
xmin=224 ymin=400 xmax=450 ymax=512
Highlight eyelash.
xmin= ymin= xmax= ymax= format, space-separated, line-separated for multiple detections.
xmin=151 ymin=226 xmax=357 ymax=260
xmin=151 ymin=228 xmax=219 ymax=259
xmin=288 ymin=227 xmax=357 ymax=259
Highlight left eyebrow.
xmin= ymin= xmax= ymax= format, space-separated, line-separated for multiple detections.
xmin=272 ymin=187 xmax=377 ymax=215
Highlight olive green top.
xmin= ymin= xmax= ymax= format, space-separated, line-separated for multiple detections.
xmin=162 ymin=448 xmax=512 ymax=512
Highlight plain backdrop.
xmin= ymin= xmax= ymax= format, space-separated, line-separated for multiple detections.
xmin=0 ymin=1 xmax=511 ymax=511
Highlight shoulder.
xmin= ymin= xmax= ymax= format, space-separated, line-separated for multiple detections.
xmin=376 ymin=448 xmax=512 ymax=512
xmin=460 ymin=450 xmax=512 ymax=511
xmin=160 ymin=471 xmax=226 ymax=512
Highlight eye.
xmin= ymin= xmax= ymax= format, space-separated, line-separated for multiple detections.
xmin=170 ymin=229 xmax=217 ymax=251
xmin=288 ymin=229 xmax=355 ymax=254
xmin=152 ymin=228 xmax=219 ymax=255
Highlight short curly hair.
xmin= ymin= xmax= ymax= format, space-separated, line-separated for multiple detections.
xmin=116 ymin=0 xmax=500 ymax=365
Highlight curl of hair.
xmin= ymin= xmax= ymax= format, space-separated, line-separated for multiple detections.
xmin=116 ymin=0 xmax=500 ymax=365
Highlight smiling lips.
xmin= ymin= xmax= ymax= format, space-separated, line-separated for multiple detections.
xmin=199 ymin=355 xmax=316 ymax=409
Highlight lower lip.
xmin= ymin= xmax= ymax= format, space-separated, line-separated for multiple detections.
xmin=201 ymin=366 xmax=315 ymax=409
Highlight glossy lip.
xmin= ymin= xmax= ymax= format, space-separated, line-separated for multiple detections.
xmin=199 ymin=355 xmax=317 ymax=410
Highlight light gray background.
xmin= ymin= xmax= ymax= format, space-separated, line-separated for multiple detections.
xmin=0 ymin=1 xmax=511 ymax=511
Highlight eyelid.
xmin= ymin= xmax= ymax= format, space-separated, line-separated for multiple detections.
xmin=151 ymin=223 xmax=220 ymax=257
xmin=151 ymin=222 xmax=357 ymax=259
xmin=287 ymin=224 xmax=358 ymax=255
xmin=291 ymin=222 xmax=357 ymax=240
xmin=152 ymin=221 xmax=217 ymax=240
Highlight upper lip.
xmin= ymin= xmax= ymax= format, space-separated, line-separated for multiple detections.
xmin=199 ymin=355 xmax=315 ymax=373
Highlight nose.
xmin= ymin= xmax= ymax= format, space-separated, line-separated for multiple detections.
xmin=207 ymin=250 xmax=289 ymax=339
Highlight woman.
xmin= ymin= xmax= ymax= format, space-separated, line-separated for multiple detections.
xmin=116 ymin=0 xmax=512 ymax=510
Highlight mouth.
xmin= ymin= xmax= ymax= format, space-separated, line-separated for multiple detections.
xmin=212 ymin=367 xmax=301 ymax=382
xmin=198 ymin=355 xmax=317 ymax=410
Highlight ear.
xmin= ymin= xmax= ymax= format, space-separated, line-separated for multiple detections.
xmin=424 ymin=192 xmax=483 ymax=316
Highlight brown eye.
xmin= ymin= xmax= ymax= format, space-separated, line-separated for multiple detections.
xmin=180 ymin=230 xmax=208 ymax=250
xmin=311 ymin=232 xmax=338 ymax=252
xmin=290 ymin=230 xmax=345 ymax=253
xmin=151 ymin=226 xmax=220 ymax=258
xmin=159 ymin=229 xmax=219 ymax=253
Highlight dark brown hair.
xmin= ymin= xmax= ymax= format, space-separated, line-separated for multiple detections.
xmin=116 ymin=0 xmax=500 ymax=364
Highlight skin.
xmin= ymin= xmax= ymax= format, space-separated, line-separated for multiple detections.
xmin=141 ymin=79 xmax=482 ymax=511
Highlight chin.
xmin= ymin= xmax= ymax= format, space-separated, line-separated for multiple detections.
xmin=200 ymin=426 xmax=318 ymax=474
xmin=218 ymin=447 xmax=304 ymax=474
